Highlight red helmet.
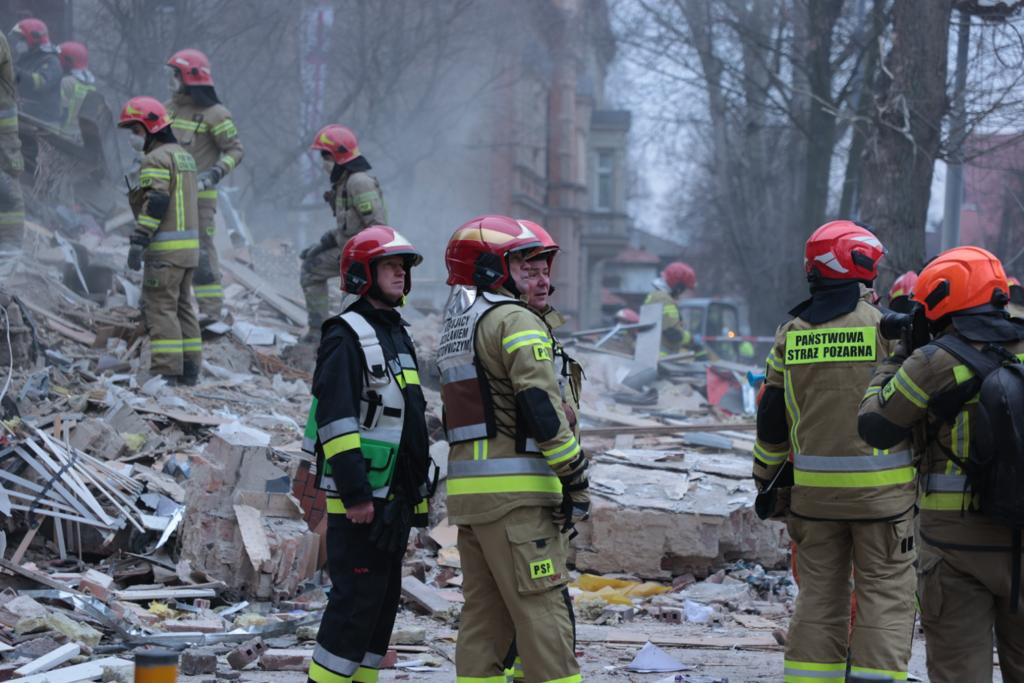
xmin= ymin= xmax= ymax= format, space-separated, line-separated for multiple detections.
xmin=519 ymin=219 xmax=559 ymax=261
xmin=889 ymin=271 xmax=918 ymax=301
xmin=616 ymin=308 xmax=640 ymax=324
xmin=804 ymin=220 xmax=884 ymax=281
xmin=341 ymin=226 xmax=422 ymax=297
xmin=445 ymin=215 xmax=541 ymax=288
xmin=118 ymin=96 xmax=171 ymax=135
xmin=913 ymin=246 xmax=1008 ymax=321
xmin=12 ymin=19 xmax=49 ymax=49
xmin=57 ymin=42 xmax=88 ymax=71
xmin=167 ymin=48 xmax=213 ymax=86
xmin=311 ymin=124 xmax=360 ymax=165
xmin=662 ymin=261 xmax=696 ymax=291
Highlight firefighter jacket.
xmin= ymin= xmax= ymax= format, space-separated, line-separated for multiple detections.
xmin=540 ymin=305 xmax=583 ymax=439
xmin=166 ymin=93 xmax=243 ymax=196
xmin=326 ymin=158 xmax=387 ymax=243
xmin=438 ymin=287 xmax=584 ymax=526
xmin=754 ymin=283 xmax=916 ymax=520
xmin=0 ymin=35 xmax=22 ymax=176
xmin=128 ymin=142 xmax=199 ymax=268
xmin=304 ymin=297 xmax=430 ymax=522
xmin=14 ymin=48 xmax=60 ymax=121
xmin=859 ymin=316 xmax=1024 ymax=550
xmin=644 ymin=288 xmax=692 ymax=354
xmin=59 ymin=73 xmax=94 ymax=135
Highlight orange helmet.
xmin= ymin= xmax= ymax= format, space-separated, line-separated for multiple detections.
xmin=804 ymin=220 xmax=884 ymax=281
xmin=913 ymin=246 xmax=1008 ymax=321
xmin=662 ymin=262 xmax=696 ymax=291
xmin=311 ymin=124 xmax=360 ymax=165
xmin=889 ymin=271 xmax=918 ymax=301
xmin=445 ymin=215 xmax=541 ymax=288
xmin=117 ymin=96 xmax=171 ymax=134
xmin=519 ymin=219 xmax=559 ymax=261
xmin=12 ymin=19 xmax=49 ymax=49
xmin=57 ymin=42 xmax=88 ymax=71
xmin=341 ymin=226 xmax=422 ymax=297
xmin=167 ymin=48 xmax=213 ymax=86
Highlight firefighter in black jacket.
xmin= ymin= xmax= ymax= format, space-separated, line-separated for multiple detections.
xmin=302 ymin=226 xmax=431 ymax=683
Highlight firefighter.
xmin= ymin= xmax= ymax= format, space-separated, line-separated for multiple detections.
xmin=859 ymin=246 xmax=1024 ymax=683
xmin=56 ymin=41 xmax=95 ymax=138
xmin=300 ymin=124 xmax=387 ymax=342
xmin=1008 ymin=276 xmax=1024 ymax=319
xmin=117 ymin=96 xmax=202 ymax=386
xmin=440 ymin=215 xmax=586 ymax=683
xmin=303 ymin=226 xmax=432 ymax=683
xmin=505 ymin=219 xmax=584 ymax=682
xmin=165 ymin=48 xmax=244 ymax=323
xmin=755 ymin=220 xmax=917 ymax=683
xmin=644 ymin=261 xmax=696 ymax=355
xmin=888 ymin=270 xmax=918 ymax=314
xmin=9 ymin=19 xmax=61 ymax=122
xmin=0 ymin=31 xmax=23 ymax=255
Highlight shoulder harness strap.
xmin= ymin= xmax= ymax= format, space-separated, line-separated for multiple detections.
xmin=340 ymin=311 xmax=389 ymax=388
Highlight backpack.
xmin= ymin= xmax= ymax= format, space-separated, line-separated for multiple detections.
xmin=931 ymin=334 xmax=1024 ymax=611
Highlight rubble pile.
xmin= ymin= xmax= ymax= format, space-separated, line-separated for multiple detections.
xmin=0 ymin=227 xmax=798 ymax=680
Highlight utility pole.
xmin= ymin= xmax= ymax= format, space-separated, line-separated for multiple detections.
xmin=941 ymin=10 xmax=971 ymax=252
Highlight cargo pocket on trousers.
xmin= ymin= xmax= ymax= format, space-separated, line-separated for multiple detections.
xmin=507 ymin=521 xmax=568 ymax=596
xmin=888 ymin=517 xmax=917 ymax=561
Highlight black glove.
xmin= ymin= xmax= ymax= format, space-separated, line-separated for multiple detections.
xmin=127 ymin=234 xmax=149 ymax=271
xmin=197 ymin=167 xmax=223 ymax=191
xmin=299 ymin=231 xmax=338 ymax=261
xmin=553 ymin=453 xmax=590 ymax=533
xmin=368 ymin=498 xmax=413 ymax=554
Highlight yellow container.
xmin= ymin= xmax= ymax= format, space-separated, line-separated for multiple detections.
xmin=134 ymin=648 xmax=178 ymax=683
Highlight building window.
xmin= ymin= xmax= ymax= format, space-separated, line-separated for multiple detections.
xmin=595 ymin=149 xmax=614 ymax=212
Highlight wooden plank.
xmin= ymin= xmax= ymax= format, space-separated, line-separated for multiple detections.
xmin=575 ymin=625 xmax=780 ymax=651
xmin=113 ymin=587 xmax=217 ymax=601
xmin=134 ymin=405 xmax=232 ymax=427
xmin=583 ymin=421 xmax=756 ymax=437
xmin=233 ymin=504 xmax=271 ymax=571
xmin=14 ymin=643 xmax=80 ymax=676
xmin=17 ymin=299 xmax=96 ymax=346
xmin=220 ymin=259 xmax=306 ymax=326
xmin=8 ymin=656 xmax=132 ymax=683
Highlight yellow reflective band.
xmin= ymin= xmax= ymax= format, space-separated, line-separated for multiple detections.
xmin=783 ymin=369 xmax=802 ymax=454
xmin=138 ymin=215 xmax=160 ymax=229
xmin=402 ymin=369 xmax=420 ymax=386
xmin=952 ymin=352 xmax=1024 ymax=384
xmin=219 ymin=154 xmax=237 ymax=171
xmin=140 ymin=168 xmax=171 ymax=181
xmin=849 ymin=666 xmax=907 ymax=681
xmin=0 ymin=118 xmax=17 ymax=129
xmin=414 ymin=500 xmax=428 ymax=514
xmin=175 ymin=175 xmax=185 ymax=231
xmin=326 ymin=497 xmax=347 ymax=515
xmin=182 ymin=338 xmax=202 ymax=352
xmin=211 ymin=119 xmax=238 ymax=137
xmin=539 ymin=676 xmax=582 ymax=683
xmin=309 ymin=660 xmax=353 ymax=683
xmin=893 ymin=368 xmax=928 ymax=408
xmin=765 ymin=350 xmax=784 ymax=373
xmin=502 ymin=329 xmax=550 ymax=353
xmin=198 ymin=189 xmax=219 ymax=200
xmin=863 ymin=385 xmax=881 ymax=399
xmin=794 ymin=467 xmax=915 ymax=488
xmin=448 ymin=475 xmax=562 ymax=496
xmin=323 ymin=432 xmax=361 ymax=458
xmin=456 ymin=676 xmax=508 ymax=683
xmin=171 ymin=120 xmax=209 ymax=133
xmin=784 ymin=326 xmax=877 ymax=365
xmin=542 ymin=436 xmax=580 ymax=465
xmin=921 ymin=491 xmax=975 ymax=511
xmin=352 ymin=667 xmax=379 ymax=683
xmin=783 ymin=660 xmax=846 ymax=683
xmin=472 ymin=439 xmax=488 ymax=461
xmin=0 ymin=211 xmax=23 ymax=225
xmin=194 ymin=284 xmax=223 ymax=298
xmin=753 ymin=443 xmax=788 ymax=466
xmin=148 ymin=238 xmax=199 ymax=251
xmin=396 ymin=373 xmax=406 ymax=389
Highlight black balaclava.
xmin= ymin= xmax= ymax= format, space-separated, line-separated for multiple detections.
xmin=184 ymin=84 xmax=220 ymax=107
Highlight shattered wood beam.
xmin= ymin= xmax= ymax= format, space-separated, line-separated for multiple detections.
xmin=582 ymin=422 xmax=756 ymax=437
xmin=220 ymin=259 xmax=307 ymax=326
